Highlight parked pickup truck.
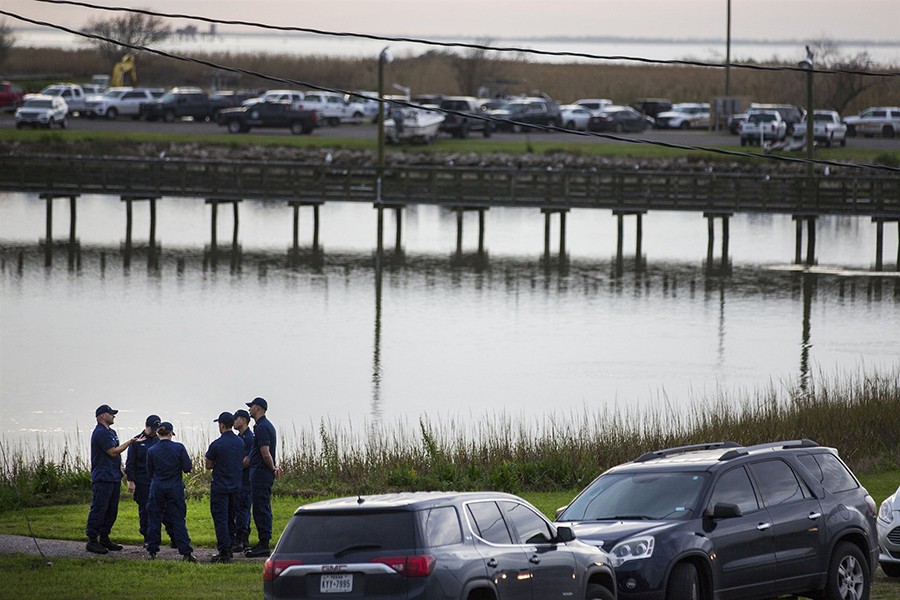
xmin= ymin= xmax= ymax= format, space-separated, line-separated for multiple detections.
xmin=438 ymin=96 xmax=493 ymax=138
xmin=217 ymin=101 xmax=318 ymax=134
xmin=739 ymin=110 xmax=787 ymax=145
xmin=139 ymin=87 xmax=230 ymax=122
xmin=39 ymin=83 xmax=88 ymax=116
xmin=792 ymin=110 xmax=848 ymax=147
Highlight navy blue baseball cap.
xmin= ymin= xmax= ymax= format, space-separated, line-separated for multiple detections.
xmin=145 ymin=414 xmax=161 ymax=428
xmin=214 ymin=412 xmax=235 ymax=426
xmin=95 ymin=404 xmax=118 ymax=417
xmin=157 ymin=421 xmax=174 ymax=435
xmin=246 ymin=397 xmax=268 ymax=410
xmin=234 ymin=409 xmax=251 ymax=421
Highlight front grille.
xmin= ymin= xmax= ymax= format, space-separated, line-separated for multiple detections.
xmin=888 ymin=526 xmax=900 ymax=545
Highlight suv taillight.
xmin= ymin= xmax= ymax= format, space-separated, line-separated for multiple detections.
xmin=263 ymin=558 xmax=303 ymax=582
xmin=371 ymin=554 xmax=435 ymax=577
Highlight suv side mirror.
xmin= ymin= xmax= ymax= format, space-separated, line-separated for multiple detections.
xmin=554 ymin=525 xmax=576 ymax=543
xmin=710 ymin=502 xmax=743 ymax=519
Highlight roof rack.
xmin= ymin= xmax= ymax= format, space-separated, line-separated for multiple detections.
xmin=634 ymin=441 xmax=742 ymax=463
xmin=745 ymin=439 xmax=819 ymax=451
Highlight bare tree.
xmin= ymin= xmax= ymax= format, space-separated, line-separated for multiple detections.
xmin=0 ymin=19 xmax=16 ymax=70
xmin=809 ymin=39 xmax=883 ymax=114
xmin=451 ymin=39 xmax=498 ymax=96
xmin=83 ymin=12 xmax=172 ymax=62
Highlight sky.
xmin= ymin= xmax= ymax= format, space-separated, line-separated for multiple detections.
xmin=3 ymin=0 xmax=899 ymax=43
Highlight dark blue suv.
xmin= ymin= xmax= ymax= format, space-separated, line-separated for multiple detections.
xmin=265 ymin=491 xmax=617 ymax=600
xmin=555 ymin=440 xmax=878 ymax=600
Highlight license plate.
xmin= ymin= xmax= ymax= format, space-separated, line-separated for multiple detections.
xmin=320 ymin=574 xmax=353 ymax=594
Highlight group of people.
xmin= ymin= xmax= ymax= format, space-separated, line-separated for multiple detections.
xmin=86 ymin=397 xmax=281 ymax=563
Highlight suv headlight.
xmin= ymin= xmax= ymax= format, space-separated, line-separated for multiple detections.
xmin=879 ymin=498 xmax=895 ymax=524
xmin=609 ymin=536 xmax=654 ymax=567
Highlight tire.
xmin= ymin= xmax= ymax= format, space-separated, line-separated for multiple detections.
xmin=227 ymin=120 xmax=243 ymax=134
xmin=512 ymin=123 xmax=522 ymax=133
xmin=352 ymin=111 xmax=363 ymax=120
xmin=163 ymin=110 xmax=176 ymax=123
xmin=666 ymin=563 xmax=700 ymax=600
xmin=823 ymin=542 xmax=869 ymax=600
xmin=586 ymin=583 xmax=615 ymax=600
xmin=290 ymin=121 xmax=304 ymax=135
xmin=459 ymin=123 xmax=468 ymax=139
xmin=884 ymin=126 xmax=895 ymax=139
xmin=482 ymin=124 xmax=492 ymax=138
xmin=614 ymin=123 xmax=625 ymax=133
xmin=846 ymin=124 xmax=857 ymax=137
xmin=59 ymin=118 xmax=67 ymax=129
xmin=106 ymin=107 xmax=118 ymax=120
xmin=826 ymin=134 xmax=832 ymax=148
xmin=565 ymin=120 xmax=575 ymax=129
xmin=882 ymin=562 xmax=900 ymax=578
xmin=840 ymin=136 xmax=846 ymax=147
xmin=680 ymin=121 xmax=690 ymax=130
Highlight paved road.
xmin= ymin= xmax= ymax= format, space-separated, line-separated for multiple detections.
xmin=2 ymin=112 xmax=898 ymax=151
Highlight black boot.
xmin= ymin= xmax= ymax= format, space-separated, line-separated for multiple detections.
xmin=86 ymin=537 xmax=108 ymax=554
xmin=244 ymin=541 xmax=270 ymax=558
xmin=100 ymin=536 xmax=123 ymax=551
xmin=211 ymin=551 xmax=232 ymax=563
xmin=231 ymin=531 xmax=248 ymax=553
xmin=182 ymin=553 xmax=198 ymax=563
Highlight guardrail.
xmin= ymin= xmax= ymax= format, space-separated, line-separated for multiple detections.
xmin=2 ymin=154 xmax=898 ymax=217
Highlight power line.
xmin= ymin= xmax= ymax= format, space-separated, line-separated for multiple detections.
xmin=27 ymin=0 xmax=900 ymax=78
xmin=1 ymin=8 xmax=898 ymax=173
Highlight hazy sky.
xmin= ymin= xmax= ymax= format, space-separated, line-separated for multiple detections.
xmin=4 ymin=0 xmax=899 ymax=42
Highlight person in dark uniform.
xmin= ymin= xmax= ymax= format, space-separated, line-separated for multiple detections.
xmin=145 ymin=422 xmax=196 ymax=562
xmin=86 ymin=404 xmax=145 ymax=554
xmin=245 ymin=397 xmax=281 ymax=557
xmin=125 ymin=414 xmax=174 ymax=546
xmin=205 ymin=411 xmax=245 ymax=563
xmin=231 ymin=408 xmax=254 ymax=553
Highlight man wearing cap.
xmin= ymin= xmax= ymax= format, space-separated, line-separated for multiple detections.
xmin=125 ymin=414 xmax=174 ymax=546
xmin=146 ymin=422 xmax=197 ymax=562
xmin=86 ymin=404 xmax=145 ymax=554
xmin=205 ymin=411 xmax=245 ymax=563
xmin=231 ymin=408 xmax=254 ymax=553
xmin=245 ymin=397 xmax=281 ymax=557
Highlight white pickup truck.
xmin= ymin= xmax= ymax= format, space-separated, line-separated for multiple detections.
xmin=739 ymin=110 xmax=787 ymax=146
xmin=296 ymin=91 xmax=366 ymax=125
xmin=39 ymin=83 xmax=88 ymax=116
xmin=791 ymin=110 xmax=848 ymax=147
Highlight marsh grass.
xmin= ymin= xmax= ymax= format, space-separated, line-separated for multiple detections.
xmin=3 ymin=368 xmax=896 ymax=510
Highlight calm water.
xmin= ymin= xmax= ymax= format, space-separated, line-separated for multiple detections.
xmin=1 ymin=191 xmax=899 ymax=452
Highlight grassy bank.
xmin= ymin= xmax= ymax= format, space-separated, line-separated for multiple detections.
xmin=2 ymin=368 xmax=898 ymax=510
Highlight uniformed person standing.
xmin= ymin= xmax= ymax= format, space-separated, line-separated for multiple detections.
xmin=86 ymin=404 xmax=144 ymax=554
xmin=205 ymin=411 xmax=245 ymax=563
xmin=145 ymin=422 xmax=196 ymax=562
xmin=125 ymin=414 xmax=174 ymax=545
xmin=245 ymin=397 xmax=281 ymax=557
xmin=231 ymin=408 xmax=255 ymax=553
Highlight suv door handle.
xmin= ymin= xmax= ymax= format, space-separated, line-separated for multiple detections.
xmin=808 ymin=512 xmax=822 ymax=520
xmin=756 ymin=522 xmax=772 ymax=531
xmin=529 ymin=555 xmax=541 ymax=564
xmin=486 ymin=558 xmax=498 ymax=568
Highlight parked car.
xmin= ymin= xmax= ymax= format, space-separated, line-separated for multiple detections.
xmin=438 ymin=96 xmax=493 ymax=138
xmin=217 ymin=100 xmax=318 ymax=134
xmin=83 ymin=87 xmax=165 ymax=119
xmin=39 ymin=83 xmax=87 ymax=116
xmin=878 ymin=483 xmax=900 ymax=578
xmin=560 ymin=104 xmax=595 ymax=131
xmin=349 ymin=90 xmax=380 ymax=122
xmin=588 ymin=105 xmax=651 ymax=133
xmin=490 ymin=97 xmax=562 ymax=132
xmin=0 ymin=81 xmax=25 ymax=112
xmin=630 ymin=98 xmax=673 ymax=120
xmin=209 ymin=89 xmax=261 ymax=110
xmin=728 ymin=112 xmax=749 ymax=134
xmin=15 ymin=94 xmax=68 ymax=129
xmin=654 ymin=102 xmax=710 ymax=129
xmin=556 ymin=440 xmax=879 ymax=600
xmin=843 ymin=106 xmax=900 ymax=139
xmin=740 ymin=110 xmax=787 ymax=145
xmin=748 ymin=103 xmax=805 ymax=135
xmin=792 ymin=110 xmax=848 ymax=147
xmin=264 ymin=491 xmax=617 ymax=600
xmin=139 ymin=87 xmax=228 ymax=122
xmin=242 ymin=90 xmax=305 ymax=109
xmin=297 ymin=91 xmax=366 ymax=125
xmin=575 ymin=98 xmax=614 ymax=112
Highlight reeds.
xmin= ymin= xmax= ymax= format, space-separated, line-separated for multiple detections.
xmin=2 ymin=367 xmax=897 ymax=509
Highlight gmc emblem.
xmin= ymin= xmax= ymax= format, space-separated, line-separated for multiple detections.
xmin=322 ymin=565 xmax=347 ymax=572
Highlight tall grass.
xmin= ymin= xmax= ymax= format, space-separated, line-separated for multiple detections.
xmin=2 ymin=367 xmax=897 ymax=510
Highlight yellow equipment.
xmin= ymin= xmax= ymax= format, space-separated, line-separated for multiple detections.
xmin=111 ymin=54 xmax=137 ymax=87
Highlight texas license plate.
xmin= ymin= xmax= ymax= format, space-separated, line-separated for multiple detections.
xmin=320 ymin=574 xmax=353 ymax=593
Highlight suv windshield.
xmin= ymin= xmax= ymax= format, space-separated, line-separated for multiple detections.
xmin=561 ymin=472 xmax=709 ymax=521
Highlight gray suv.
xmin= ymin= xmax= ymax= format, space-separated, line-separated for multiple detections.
xmin=556 ymin=440 xmax=878 ymax=600
xmin=264 ymin=491 xmax=617 ymax=600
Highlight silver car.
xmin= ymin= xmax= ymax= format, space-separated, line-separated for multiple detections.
xmin=878 ymin=484 xmax=900 ymax=577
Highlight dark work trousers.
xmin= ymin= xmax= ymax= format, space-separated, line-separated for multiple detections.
xmin=250 ymin=485 xmax=273 ymax=543
xmin=210 ymin=491 xmax=238 ymax=553
xmin=235 ymin=485 xmax=252 ymax=537
xmin=145 ymin=486 xmax=193 ymax=555
xmin=86 ymin=480 xmax=120 ymax=539
xmin=134 ymin=483 xmax=175 ymax=542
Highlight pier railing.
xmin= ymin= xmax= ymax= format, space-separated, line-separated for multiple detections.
xmin=2 ymin=154 xmax=898 ymax=217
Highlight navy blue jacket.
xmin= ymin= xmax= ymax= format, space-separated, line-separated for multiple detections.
xmin=206 ymin=431 xmax=244 ymax=494
xmin=238 ymin=427 xmax=255 ymax=487
xmin=125 ymin=433 xmax=159 ymax=486
xmin=90 ymin=423 xmax=123 ymax=483
xmin=147 ymin=439 xmax=192 ymax=490
xmin=249 ymin=415 xmax=277 ymax=486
